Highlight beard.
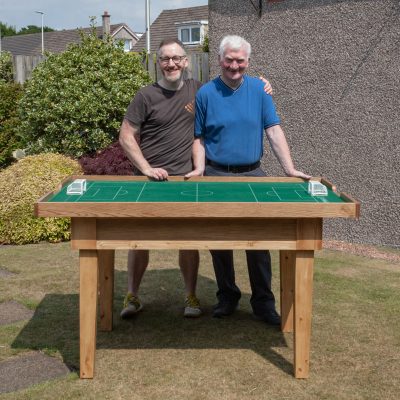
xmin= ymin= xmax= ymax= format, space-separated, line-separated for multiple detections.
xmin=162 ymin=67 xmax=185 ymax=83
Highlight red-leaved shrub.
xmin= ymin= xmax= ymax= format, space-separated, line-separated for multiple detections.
xmin=79 ymin=142 xmax=133 ymax=175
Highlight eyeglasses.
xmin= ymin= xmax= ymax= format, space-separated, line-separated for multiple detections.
xmin=159 ymin=55 xmax=186 ymax=65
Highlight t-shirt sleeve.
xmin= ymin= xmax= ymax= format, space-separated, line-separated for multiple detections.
xmin=194 ymin=90 xmax=206 ymax=137
xmin=124 ymin=92 xmax=149 ymax=130
xmin=262 ymin=92 xmax=281 ymax=129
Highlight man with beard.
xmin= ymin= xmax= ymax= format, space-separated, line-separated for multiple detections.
xmin=119 ymin=39 xmax=203 ymax=319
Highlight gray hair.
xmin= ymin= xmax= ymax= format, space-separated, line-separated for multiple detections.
xmin=219 ymin=35 xmax=251 ymax=59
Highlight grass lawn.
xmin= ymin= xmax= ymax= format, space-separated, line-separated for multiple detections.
xmin=0 ymin=242 xmax=399 ymax=399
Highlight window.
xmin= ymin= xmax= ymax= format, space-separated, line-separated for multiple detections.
xmin=123 ymin=39 xmax=132 ymax=52
xmin=191 ymin=27 xmax=200 ymax=42
xmin=181 ymin=28 xmax=190 ymax=43
xmin=177 ymin=22 xmax=207 ymax=45
xmin=179 ymin=26 xmax=201 ymax=44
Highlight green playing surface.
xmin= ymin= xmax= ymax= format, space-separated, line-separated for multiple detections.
xmin=47 ymin=181 xmax=346 ymax=203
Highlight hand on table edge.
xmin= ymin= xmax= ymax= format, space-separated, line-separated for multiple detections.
xmin=184 ymin=168 xmax=204 ymax=179
xmin=285 ymin=169 xmax=312 ymax=180
xmin=142 ymin=167 xmax=169 ymax=181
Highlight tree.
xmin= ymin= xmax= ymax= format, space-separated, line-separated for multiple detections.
xmin=0 ymin=22 xmax=17 ymax=37
xmin=19 ymin=22 xmax=152 ymax=158
xmin=17 ymin=25 xmax=55 ymax=35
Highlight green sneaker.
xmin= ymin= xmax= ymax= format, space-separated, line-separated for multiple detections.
xmin=184 ymin=294 xmax=202 ymax=318
xmin=120 ymin=293 xmax=143 ymax=319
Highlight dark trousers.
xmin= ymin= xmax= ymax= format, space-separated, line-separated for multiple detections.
xmin=205 ymin=164 xmax=277 ymax=315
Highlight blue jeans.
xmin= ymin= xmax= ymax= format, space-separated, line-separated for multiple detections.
xmin=205 ymin=164 xmax=277 ymax=315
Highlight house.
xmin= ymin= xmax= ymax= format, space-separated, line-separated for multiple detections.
xmin=209 ymin=0 xmax=399 ymax=247
xmin=2 ymin=11 xmax=139 ymax=56
xmin=132 ymin=5 xmax=208 ymax=53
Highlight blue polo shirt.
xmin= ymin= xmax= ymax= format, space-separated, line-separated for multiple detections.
xmin=195 ymin=75 xmax=280 ymax=165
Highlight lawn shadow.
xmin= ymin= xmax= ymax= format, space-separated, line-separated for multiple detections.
xmin=11 ymin=293 xmax=80 ymax=371
xmin=12 ymin=268 xmax=292 ymax=375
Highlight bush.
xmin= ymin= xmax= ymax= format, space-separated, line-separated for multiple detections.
xmin=0 ymin=82 xmax=23 ymax=122
xmin=0 ymin=82 xmax=24 ymax=168
xmin=0 ymin=51 xmax=13 ymax=83
xmin=79 ymin=141 xmax=133 ymax=175
xmin=0 ymin=153 xmax=82 ymax=244
xmin=19 ymin=23 xmax=152 ymax=158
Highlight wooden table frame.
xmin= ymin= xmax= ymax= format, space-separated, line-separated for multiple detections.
xmin=35 ymin=176 xmax=360 ymax=379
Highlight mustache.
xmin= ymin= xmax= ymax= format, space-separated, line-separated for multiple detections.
xmin=222 ymin=65 xmax=245 ymax=72
xmin=222 ymin=64 xmax=246 ymax=71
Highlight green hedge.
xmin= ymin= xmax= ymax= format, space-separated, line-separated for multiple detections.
xmin=0 ymin=51 xmax=13 ymax=83
xmin=19 ymin=26 xmax=151 ymax=158
xmin=0 ymin=82 xmax=24 ymax=168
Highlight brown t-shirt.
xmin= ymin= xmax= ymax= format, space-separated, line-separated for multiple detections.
xmin=124 ymin=79 xmax=202 ymax=175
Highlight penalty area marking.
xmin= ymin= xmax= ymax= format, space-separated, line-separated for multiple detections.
xmin=112 ymin=186 xmax=126 ymax=200
xmin=264 ymin=188 xmax=319 ymax=202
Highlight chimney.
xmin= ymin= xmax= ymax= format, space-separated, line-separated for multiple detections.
xmin=102 ymin=11 xmax=111 ymax=37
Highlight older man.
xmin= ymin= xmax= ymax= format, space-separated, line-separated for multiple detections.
xmin=189 ymin=35 xmax=311 ymax=325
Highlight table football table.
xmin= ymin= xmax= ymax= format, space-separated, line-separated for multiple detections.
xmin=35 ymin=175 xmax=360 ymax=379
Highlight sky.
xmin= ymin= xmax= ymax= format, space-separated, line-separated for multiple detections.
xmin=0 ymin=0 xmax=208 ymax=33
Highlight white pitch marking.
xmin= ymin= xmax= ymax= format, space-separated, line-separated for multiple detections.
xmin=76 ymin=180 xmax=99 ymax=198
xmin=70 ymin=193 xmax=83 ymax=202
xmin=83 ymin=188 xmax=100 ymax=198
xmin=294 ymin=190 xmax=308 ymax=200
xmin=294 ymin=190 xmax=318 ymax=202
xmin=112 ymin=186 xmax=124 ymax=201
xmin=135 ymin=182 xmax=147 ymax=202
xmin=271 ymin=186 xmax=282 ymax=201
xmin=248 ymin=184 xmax=259 ymax=202
xmin=86 ymin=181 xmax=96 ymax=191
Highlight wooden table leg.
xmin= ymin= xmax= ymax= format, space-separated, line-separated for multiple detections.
xmin=280 ymin=250 xmax=295 ymax=333
xmin=79 ymin=250 xmax=98 ymax=379
xmin=294 ymin=250 xmax=314 ymax=378
xmin=98 ymin=250 xmax=115 ymax=332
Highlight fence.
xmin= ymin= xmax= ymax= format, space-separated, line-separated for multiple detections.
xmin=12 ymin=55 xmax=45 ymax=84
xmin=12 ymin=52 xmax=209 ymax=84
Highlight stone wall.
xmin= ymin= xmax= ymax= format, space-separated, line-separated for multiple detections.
xmin=209 ymin=0 xmax=400 ymax=247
